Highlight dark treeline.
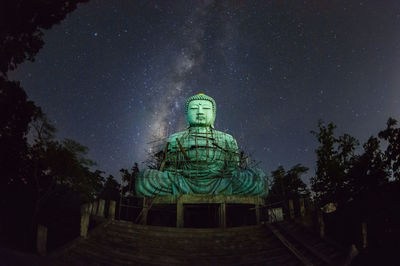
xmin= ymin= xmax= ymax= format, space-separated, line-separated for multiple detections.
xmin=312 ymin=119 xmax=400 ymax=264
xmin=0 ymin=84 xmax=128 ymax=249
xmin=0 ymin=0 xmax=122 ymax=252
xmin=267 ymin=119 xmax=400 ymax=264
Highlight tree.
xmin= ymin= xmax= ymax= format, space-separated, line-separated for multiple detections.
xmin=99 ymin=175 xmax=121 ymax=202
xmin=310 ymin=121 xmax=359 ymax=207
xmin=0 ymin=0 xmax=91 ymax=218
xmin=29 ymin=114 xmax=104 ymax=222
xmin=0 ymin=0 xmax=96 ymax=251
xmin=378 ymin=118 xmax=400 ymax=181
xmin=120 ymin=163 xmax=139 ymax=197
xmin=118 ymin=163 xmax=140 ymax=220
xmin=269 ymin=164 xmax=309 ymax=202
xmin=347 ymin=136 xmax=389 ymax=200
xmin=0 ymin=78 xmax=40 ymax=196
xmin=269 ymin=166 xmax=286 ymax=200
xmin=0 ymin=0 xmax=89 ymax=76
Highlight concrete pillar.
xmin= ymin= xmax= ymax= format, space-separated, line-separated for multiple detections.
xmin=80 ymin=203 xmax=90 ymax=238
xmin=108 ymin=200 xmax=116 ymax=220
xmin=36 ymin=225 xmax=47 ymax=256
xmin=176 ymin=198 xmax=184 ymax=228
xmin=288 ymin=199 xmax=295 ymax=219
xmin=140 ymin=197 xmax=149 ymax=225
xmin=88 ymin=202 xmax=94 ymax=215
xmin=362 ymin=222 xmax=367 ymax=249
xmin=97 ymin=199 xmax=105 ymax=217
xmin=318 ymin=210 xmax=325 ymax=238
xmin=92 ymin=201 xmax=99 ymax=216
xmin=255 ymin=204 xmax=261 ymax=225
xmin=299 ymin=198 xmax=306 ymax=217
xmin=219 ymin=202 xmax=226 ymax=228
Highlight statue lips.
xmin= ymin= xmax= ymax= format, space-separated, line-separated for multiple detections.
xmin=196 ymin=115 xmax=205 ymax=121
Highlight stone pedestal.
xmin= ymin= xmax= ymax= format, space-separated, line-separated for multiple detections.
xmin=147 ymin=194 xmax=264 ymax=228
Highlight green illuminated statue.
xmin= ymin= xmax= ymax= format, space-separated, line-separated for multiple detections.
xmin=136 ymin=93 xmax=268 ymax=197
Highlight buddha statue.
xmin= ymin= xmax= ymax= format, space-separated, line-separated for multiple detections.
xmin=136 ymin=93 xmax=268 ymax=197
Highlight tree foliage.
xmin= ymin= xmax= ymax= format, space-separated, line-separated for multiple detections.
xmin=0 ymin=0 xmax=92 ymax=207
xmin=310 ymin=121 xmax=359 ymax=207
xmin=311 ymin=118 xmax=399 ymax=208
xmin=99 ymin=175 xmax=121 ymax=202
xmin=269 ymin=164 xmax=309 ymax=202
xmin=378 ymin=118 xmax=400 ymax=180
xmin=0 ymin=78 xmax=40 ymax=193
xmin=0 ymin=0 xmax=89 ymax=76
xmin=120 ymin=163 xmax=139 ymax=197
xmin=310 ymin=119 xmax=400 ymax=261
xmin=1 ymin=110 xmax=106 ymax=250
xmin=0 ymin=0 xmax=98 ymax=250
xmin=347 ymin=136 xmax=389 ymax=199
xmin=16 ymin=112 xmax=104 ymax=225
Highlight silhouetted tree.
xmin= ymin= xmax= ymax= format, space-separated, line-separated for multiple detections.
xmin=120 ymin=163 xmax=139 ymax=197
xmin=1 ymin=0 xmax=91 ymax=201
xmin=0 ymin=0 xmax=91 ymax=220
xmin=311 ymin=121 xmax=359 ymax=207
xmin=269 ymin=166 xmax=286 ymax=200
xmin=99 ymin=175 xmax=121 ymax=202
xmin=0 ymin=78 xmax=40 ymax=200
xmin=0 ymin=0 xmax=89 ymax=76
xmin=29 ymin=113 xmax=104 ymax=222
xmin=378 ymin=117 xmax=400 ymax=181
xmin=308 ymin=118 xmax=400 ymax=260
xmin=347 ymin=136 xmax=389 ymax=200
xmin=0 ymin=0 xmax=103 ymax=251
xmin=269 ymin=164 xmax=309 ymax=202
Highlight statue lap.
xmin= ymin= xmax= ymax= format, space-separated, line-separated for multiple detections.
xmin=136 ymin=128 xmax=268 ymax=197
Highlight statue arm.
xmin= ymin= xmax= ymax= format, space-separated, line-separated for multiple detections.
xmin=164 ymin=131 xmax=187 ymax=170
xmin=225 ymin=134 xmax=240 ymax=169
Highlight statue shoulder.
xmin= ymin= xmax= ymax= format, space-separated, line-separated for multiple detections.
xmin=212 ymin=130 xmax=236 ymax=141
xmin=212 ymin=130 xmax=238 ymax=149
xmin=167 ymin=130 xmax=187 ymax=143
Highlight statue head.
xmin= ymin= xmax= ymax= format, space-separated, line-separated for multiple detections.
xmin=185 ymin=93 xmax=216 ymax=127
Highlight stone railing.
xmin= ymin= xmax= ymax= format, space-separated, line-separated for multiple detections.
xmin=80 ymin=199 xmax=116 ymax=238
xmin=274 ymin=198 xmax=367 ymax=253
xmin=36 ymin=199 xmax=116 ymax=256
xmin=267 ymin=198 xmax=309 ymax=223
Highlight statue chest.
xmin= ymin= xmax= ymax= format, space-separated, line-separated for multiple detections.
xmin=168 ymin=134 xmax=226 ymax=162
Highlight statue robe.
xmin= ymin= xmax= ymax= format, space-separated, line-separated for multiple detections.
xmin=136 ymin=127 xmax=268 ymax=197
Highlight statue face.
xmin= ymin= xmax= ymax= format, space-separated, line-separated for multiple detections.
xmin=187 ymin=99 xmax=214 ymax=127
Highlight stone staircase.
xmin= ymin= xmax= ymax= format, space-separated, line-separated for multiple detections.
xmin=49 ymin=220 xmax=301 ymax=265
xmin=273 ymin=220 xmax=349 ymax=265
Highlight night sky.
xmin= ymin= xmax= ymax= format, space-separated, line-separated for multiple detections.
xmin=9 ymin=1 xmax=400 ymax=183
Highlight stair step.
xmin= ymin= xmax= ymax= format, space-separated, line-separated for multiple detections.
xmin=51 ymin=220 xmax=347 ymax=265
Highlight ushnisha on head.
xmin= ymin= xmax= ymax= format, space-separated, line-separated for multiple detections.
xmin=185 ymin=93 xmax=216 ymax=128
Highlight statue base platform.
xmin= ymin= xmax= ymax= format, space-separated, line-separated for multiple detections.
xmin=139 ymin=194 xmax=265 ymax=228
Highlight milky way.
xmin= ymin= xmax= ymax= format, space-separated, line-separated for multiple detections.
xmin=10 ymin=0 xmax=400 ymax=184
